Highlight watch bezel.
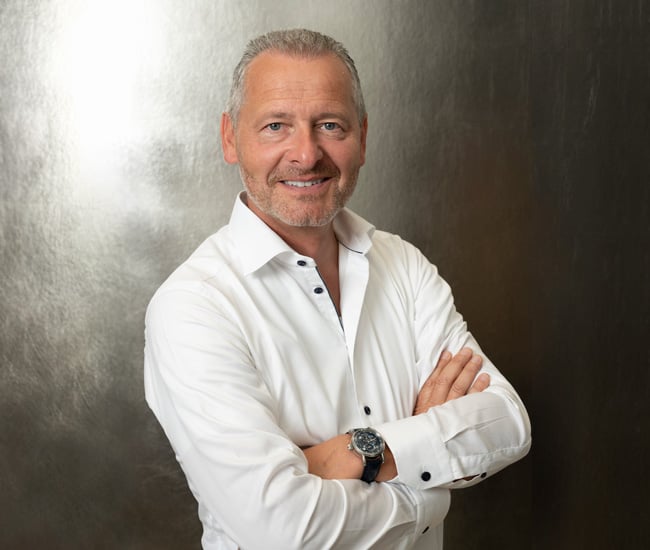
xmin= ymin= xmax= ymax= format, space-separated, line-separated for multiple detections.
xmin=348 ymin=427 xmax=385 ymax=458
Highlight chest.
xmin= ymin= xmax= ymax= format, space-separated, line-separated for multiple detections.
xmin=233 ymin=258 xmax=419 ymax=446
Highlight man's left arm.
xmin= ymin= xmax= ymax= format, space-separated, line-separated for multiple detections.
xmin=304 ymin=346 xmax=503 ymax=485
xmin=305 ymin=242 xmax=531 ymax=489
xmin=377 ymin=244 xmax=531 ymax=490
xmin=377 ymin=344 xmax=531 ymax=490
xmin=305 ymin=344 xmax=530 ymax=489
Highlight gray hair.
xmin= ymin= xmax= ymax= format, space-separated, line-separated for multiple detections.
xmin=226 ymin=28 xmax=366 ymax=126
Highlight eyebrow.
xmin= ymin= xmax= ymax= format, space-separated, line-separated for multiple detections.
xmin=264 ymin=112 xmax=292 ymax=120
xmin=258 ymin=111 xmax=351 ymax=122
xmin=316 ymin=111 xmax=350 ymax=120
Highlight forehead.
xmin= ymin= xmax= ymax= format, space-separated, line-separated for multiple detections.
xmin=241 ymin=51 xmax=355 ymax=114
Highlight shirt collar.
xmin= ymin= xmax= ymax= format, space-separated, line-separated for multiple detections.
xmin=229 ymin=192 xmax=375 ymax=275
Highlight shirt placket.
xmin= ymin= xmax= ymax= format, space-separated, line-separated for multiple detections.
xmin=294 ymin=257 xmax=342 ymax=331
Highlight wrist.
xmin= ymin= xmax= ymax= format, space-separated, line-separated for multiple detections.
xmin=344 ymin=433 xmax=396 ymax=482
xmin=347 ymin=427 xmax=386 ymax=483
xmin=375 ymin=445 xmax=396 ymax=482
xmin=344 ymin=433 xmax=365 ymax=478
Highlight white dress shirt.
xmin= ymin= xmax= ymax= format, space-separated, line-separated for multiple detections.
xmin=144 ymin=193 xmax=531 ymax=550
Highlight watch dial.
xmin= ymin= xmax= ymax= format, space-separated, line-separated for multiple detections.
xmin=354 ymin=431 xmax=382 ymax=455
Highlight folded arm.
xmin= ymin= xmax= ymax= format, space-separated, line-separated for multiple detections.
xmin=304 ymin=348 xmax=490 ymax=481
xmin=306 ymin=241 xmax=532 ymax=490
xmin=144 ymin=287 xmax=448 ymax=550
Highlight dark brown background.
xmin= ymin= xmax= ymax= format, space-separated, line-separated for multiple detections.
xmin=1 ymin=1 xmax=647 ymax=548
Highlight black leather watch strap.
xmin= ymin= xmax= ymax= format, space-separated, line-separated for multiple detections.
xmin=361 ymin=454 xmax=383 ymax=483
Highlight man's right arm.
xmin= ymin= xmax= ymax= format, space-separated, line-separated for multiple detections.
xmin=144 ymin=286 xmax=448 ymax=550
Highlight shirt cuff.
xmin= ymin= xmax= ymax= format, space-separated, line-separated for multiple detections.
xmin=377 ymin=412 xmax=453 ymax=490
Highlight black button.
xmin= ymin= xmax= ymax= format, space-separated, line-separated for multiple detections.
xmin=297 ymin=260 xmax=307 ymax=266
xmin=480 ymin=472 xmax=487 ymax=479
xmin=422 ymin=526 xmax=429 ymax=534
xmin=314 ymin=287 xmax=324 ymax=294
xmin=364 ymin=406 xmax=371 ymax=415
xmin=421 ymin=471 xmax=431 ymax=482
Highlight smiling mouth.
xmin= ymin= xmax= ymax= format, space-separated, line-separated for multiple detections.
xmin=281 ymin=178 xmax=327 ymax=188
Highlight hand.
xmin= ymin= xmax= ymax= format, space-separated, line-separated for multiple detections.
xmin=413 ymin=347 xmax=490 ymax=415
xmin=304 ymin=347 xmax=489 ymax=481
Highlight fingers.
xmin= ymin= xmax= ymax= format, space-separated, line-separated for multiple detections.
xmin=442 ymin=348 xmax=482 ymax=401
xmin=468 ymin=372 xmax=491 ymax=394
xmin=413 ymin=351 xmax=452 ymax=414
xmin=414 ymin=347 xmax=488 ymax=414
xmin=430 ymin=347 xmax=479 ymax=403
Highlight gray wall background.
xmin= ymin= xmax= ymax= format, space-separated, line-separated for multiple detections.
xmin=1 ymin=1 xmax=648 ymax=548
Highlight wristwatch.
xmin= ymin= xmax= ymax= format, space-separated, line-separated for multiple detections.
xmin=347 ymin=427 xmax=385 ymax=483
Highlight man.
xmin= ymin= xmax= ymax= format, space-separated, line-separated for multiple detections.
xmin=144 ymin=28 xmax=531 ymax=549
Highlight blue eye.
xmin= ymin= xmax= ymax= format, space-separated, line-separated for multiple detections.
xmin=322 ymin=122 xmax=339 ymax=131
xmin=267 ymin=122 xmax=282 ymax=131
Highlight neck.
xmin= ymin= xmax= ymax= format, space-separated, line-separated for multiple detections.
xmin=246 ymin=199 xmax=341 ymax=314
xmin=244 ymin=194 xmax=340 ymax=266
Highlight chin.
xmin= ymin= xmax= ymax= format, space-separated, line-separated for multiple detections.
xmin=271 ymin=200 xmax=342 ymax=228
xmin=281 ymin=211 xmax=338 ymax=228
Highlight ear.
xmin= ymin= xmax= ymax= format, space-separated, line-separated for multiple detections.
xmin=221 ymin=112 xmax=239 ymax=164
xmin=359 ymin=116 xmax=368 ymax=166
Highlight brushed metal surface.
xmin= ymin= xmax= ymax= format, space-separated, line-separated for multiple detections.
xmin=1 ymin=1 xmax=647 ymax=548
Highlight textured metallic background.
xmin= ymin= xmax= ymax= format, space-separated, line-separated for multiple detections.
xmin=1 ymin=1 xmax=648 ymax=548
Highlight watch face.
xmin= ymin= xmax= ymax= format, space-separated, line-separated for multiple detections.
xmin=352 ymin=429 xmax=384 ymax=456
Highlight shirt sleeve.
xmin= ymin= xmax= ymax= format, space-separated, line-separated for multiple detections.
xmin=144 ymin=284 xmax=449 ymax=550
xmin=376 ymin=242 xmax=532 ymax=491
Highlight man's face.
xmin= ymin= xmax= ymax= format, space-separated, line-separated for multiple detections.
xmin=221 ymin=51 xmax=367 ymax=234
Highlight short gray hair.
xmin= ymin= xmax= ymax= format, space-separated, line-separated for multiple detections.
xmin=226 ymin=29 xmax=366 ymax=126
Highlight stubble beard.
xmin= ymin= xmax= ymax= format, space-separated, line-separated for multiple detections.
xmin=240 ymin=165 xmax=359 ymax=228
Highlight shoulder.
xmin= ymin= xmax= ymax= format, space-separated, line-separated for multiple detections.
xmin=146 ymin=226 xmax=241 ymax=322
xmin=166 ymin=226 xmax=238 ymax=284
xmin=370 ymin=229 xmax=430 ymax=268
xmin=368 ymin=230 xmax=450 ymax=301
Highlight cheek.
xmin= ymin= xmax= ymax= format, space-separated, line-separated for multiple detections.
xmin=332 ymin=136 xmax=363 ymax=158
xmin=335 ymin=145 xmax=365 ymax=172
xmin=242 ymin=144 xmax=284 ymax=174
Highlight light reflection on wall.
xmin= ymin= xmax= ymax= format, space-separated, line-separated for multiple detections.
xmin=48 ymin=0 xmax=164 ymax=207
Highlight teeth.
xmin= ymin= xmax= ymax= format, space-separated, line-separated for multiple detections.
xmin=283 ymin=179 xmax=325 ymax=188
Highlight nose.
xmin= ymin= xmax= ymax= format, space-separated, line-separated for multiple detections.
xmin=287 ymin=126 xmax=323 ymax=168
